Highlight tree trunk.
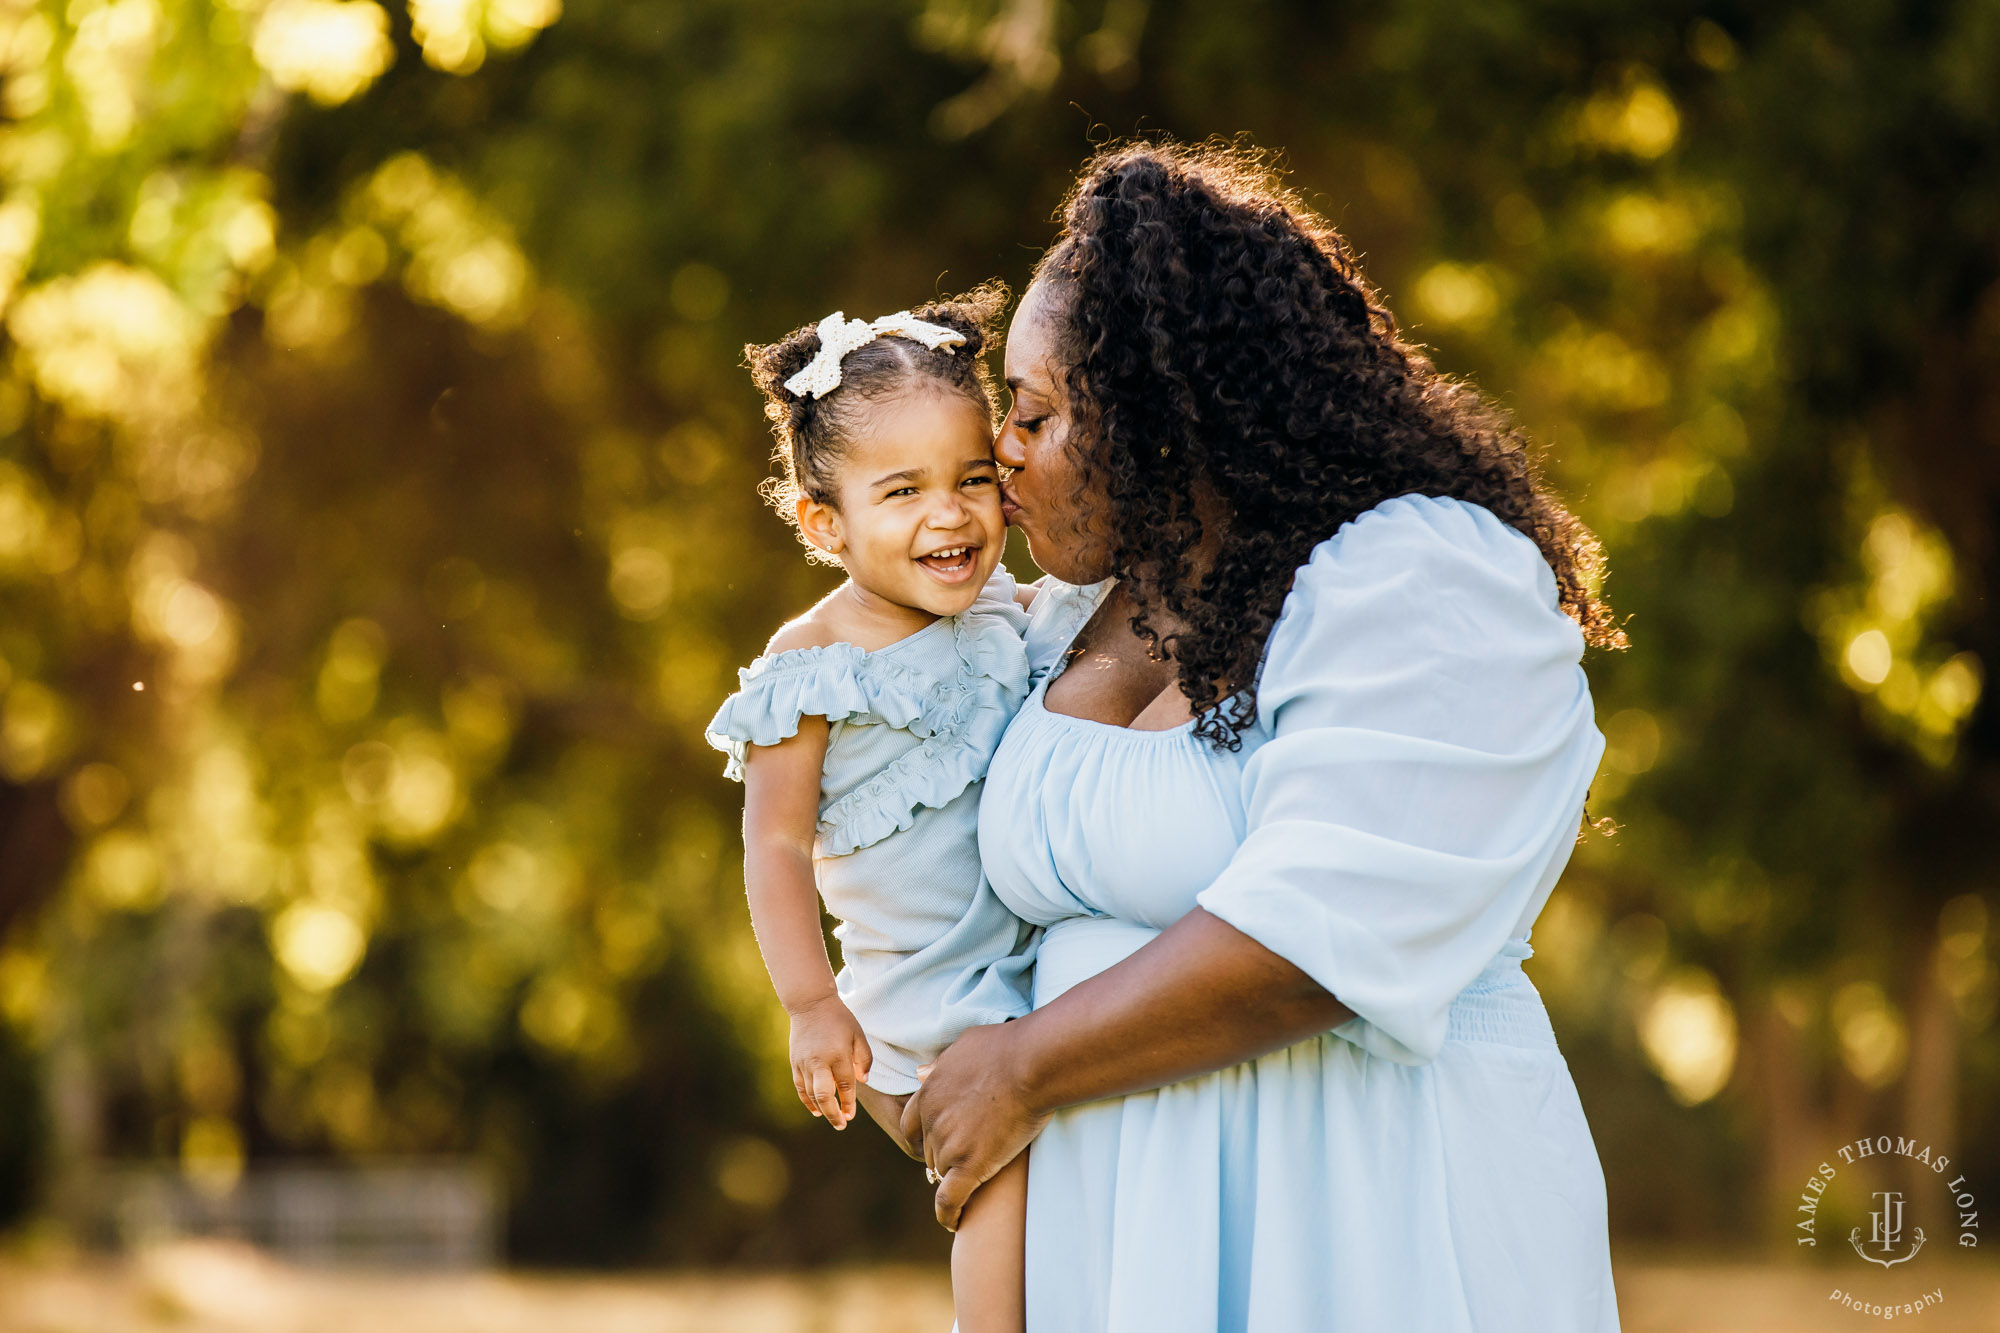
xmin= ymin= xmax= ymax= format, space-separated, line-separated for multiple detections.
xmin=1751 ymin=990 xmax=1823 ymax=1256
xmin=1901 ymin=928 xmax=1958 ymax=1242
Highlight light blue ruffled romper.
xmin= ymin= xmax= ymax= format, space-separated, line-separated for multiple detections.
xmin=706 ymin=571 xmax=1038 ymax=1094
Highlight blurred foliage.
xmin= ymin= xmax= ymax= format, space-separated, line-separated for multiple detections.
xmin=0 ymin=0 xmax=1994 ymax=1262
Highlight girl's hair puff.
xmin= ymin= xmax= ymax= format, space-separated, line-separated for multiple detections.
xmin=745 ymin=283 xmax=1009 ymax=562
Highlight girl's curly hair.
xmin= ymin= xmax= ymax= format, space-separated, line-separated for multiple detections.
xmin=1037 ymin=140 xmax=1624 ymax=749
xmin=745 ymin=284 xmax=1008 ymax=562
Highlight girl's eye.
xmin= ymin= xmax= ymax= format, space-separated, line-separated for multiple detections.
xmin=887 ymin=486 xmax=918 ymax=498
xmin=962 ymin=475 xmax=994 ymax=488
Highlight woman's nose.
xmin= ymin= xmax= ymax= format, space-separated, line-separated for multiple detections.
xmin=994 ymin=427 xmax=1026 ymax=469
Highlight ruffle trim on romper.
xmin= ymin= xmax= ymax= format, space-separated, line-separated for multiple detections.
xmin=706 ymin=585 xmax=1030 ymax=857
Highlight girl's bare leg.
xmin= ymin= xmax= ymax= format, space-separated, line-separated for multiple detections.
xmin=951 ymin=1151 xmax=1027 ymax=1333
xmin=855 ymin=1083 xmax=919 ymax=1160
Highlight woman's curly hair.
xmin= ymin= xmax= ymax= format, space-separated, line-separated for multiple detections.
xmin=1037 ymin=140 xmax=1624 ymax=749
xmin=746 ymin=284 xmax=1008 ymax=562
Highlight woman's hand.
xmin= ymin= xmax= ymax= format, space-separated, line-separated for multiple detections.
xmin=903 ymin=910 xmax=1353 ymax=1231
xmin=900 ymin=1020 xmax=1048 ymax=1231
xmin=789 ymin=993 xmax=872 ymax=1130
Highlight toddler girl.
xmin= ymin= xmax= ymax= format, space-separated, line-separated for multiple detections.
xmin=707 ymin=289 xmax=1032 ymax=1332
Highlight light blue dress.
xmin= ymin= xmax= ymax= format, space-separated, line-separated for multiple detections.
xmin=982 ymin=496 xmax=1621 ymax=1332
xmin=707 ymin=571 xmax=1038 ymax=1094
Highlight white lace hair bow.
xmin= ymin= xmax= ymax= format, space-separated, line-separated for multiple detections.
xmin=782 ymin=310 xmax=967 ymax=400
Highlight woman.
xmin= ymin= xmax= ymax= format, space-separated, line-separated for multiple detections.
xmin=901 ymin=142 xmax=1626 ymax=1331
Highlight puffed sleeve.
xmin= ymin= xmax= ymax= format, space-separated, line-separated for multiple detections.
xmin=1194 ymin=494 xmax=1605 ymax=1065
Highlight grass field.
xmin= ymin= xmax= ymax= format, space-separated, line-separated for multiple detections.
xmin=1 ymin=1244 xmax=1996 ymax=1332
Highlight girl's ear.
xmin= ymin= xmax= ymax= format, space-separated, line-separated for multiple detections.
xmin=797 ymin=494 xmax=844 ymax=555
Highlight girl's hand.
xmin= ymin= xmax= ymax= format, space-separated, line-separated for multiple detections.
xmin=788 ymin=994 xmax=872 ymax=1129
xmin=900 ymin=1020 xmax=1048 ymax=1231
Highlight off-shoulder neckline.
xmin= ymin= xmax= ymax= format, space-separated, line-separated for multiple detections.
xmin=1033 ymin=580 xmax=1200 ymax=738
xmin=1025 ymin=686 xmax=1200 ymax=740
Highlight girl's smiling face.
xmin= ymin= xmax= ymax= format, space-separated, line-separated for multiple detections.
xmin=797 ymin=388 xmax=1006 ymax=619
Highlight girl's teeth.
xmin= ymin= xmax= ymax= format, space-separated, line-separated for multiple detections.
xmin=919 ymin=546 xmax=974 ymax=574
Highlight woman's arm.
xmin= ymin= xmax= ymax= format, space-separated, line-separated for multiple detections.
xmin=1013 ymin=907 xmax=1350 ymax=1106
xmin=902 ymin=907 xmax=1351 ymax=1228
xmin=741 ymin=719 xmax=874 ymax=1130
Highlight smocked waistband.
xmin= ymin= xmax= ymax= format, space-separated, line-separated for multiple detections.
xmin=1445 ymin=949 xmax=1558 ymax=1051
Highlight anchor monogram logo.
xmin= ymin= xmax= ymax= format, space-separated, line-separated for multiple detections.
xmin=1849 ymin=1190 xmax=1926 ymax=1268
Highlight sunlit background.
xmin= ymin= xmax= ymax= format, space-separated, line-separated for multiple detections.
xmin=0 ymin=0 xmax=1997 ymax=1327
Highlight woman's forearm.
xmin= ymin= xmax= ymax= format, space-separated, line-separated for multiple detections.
xmin=901 ymin=909 xmax=1353 ymax=1230
xmin=1012 ymin=908 xmax=1353 ymax=1113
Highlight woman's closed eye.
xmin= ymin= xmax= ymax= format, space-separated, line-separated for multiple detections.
xmin=1011 ymin=413 xmax=1047 ymax=434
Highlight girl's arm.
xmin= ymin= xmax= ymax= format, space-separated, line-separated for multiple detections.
xmin=741 ymin=718 xmax=873 ymax=1130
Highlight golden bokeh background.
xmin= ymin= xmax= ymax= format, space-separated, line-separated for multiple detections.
xmin=0 ymin=0 xmax=1995 ymax=1319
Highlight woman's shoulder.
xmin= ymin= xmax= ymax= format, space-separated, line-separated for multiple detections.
xmin=1299 ymin=493 xmax=1558 ymax=608
xmin=1270 ymin=494 xmax=1566 ymax=649
xmin=1255 ymin=493 xmax=1585 ymax=724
